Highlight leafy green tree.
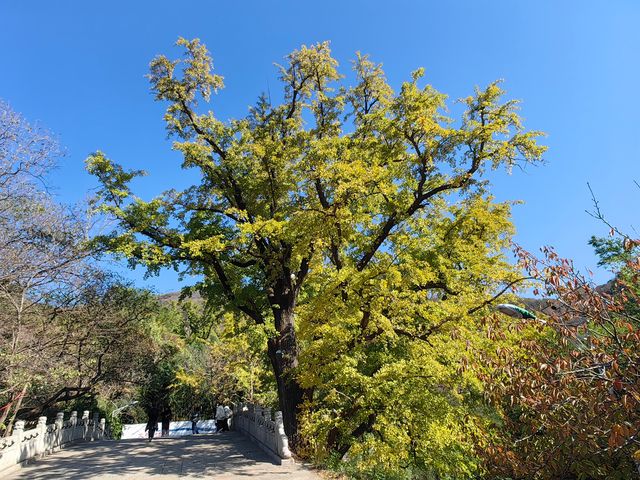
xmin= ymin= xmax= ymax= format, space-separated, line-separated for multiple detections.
xmin=588 ymin=188 xmax=640 ymax=318
xmin=167 ymin=311 xmax=275 ymax=410
xmin=86 ymin=37 xmax=545 ymax=452
xmin=137 ymin=299 xmax=275 ymax=421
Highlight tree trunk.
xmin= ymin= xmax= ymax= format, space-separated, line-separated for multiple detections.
xmin=267 ymin=305 xmax=310 ymax=447
xmin=4 ymin=383 xmax=27 ymax=437
xmin=0 ymin=394 xmax=13 ymax=432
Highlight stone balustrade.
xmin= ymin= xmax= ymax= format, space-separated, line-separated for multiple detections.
xmin=231 ymin=403 xmax=292 ymax=464
xmin=0 ymin=410 xmax=106 ymax=474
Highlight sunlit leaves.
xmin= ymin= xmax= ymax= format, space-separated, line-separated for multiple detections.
xmin=87 ymin=38 xmax=547 ymax=478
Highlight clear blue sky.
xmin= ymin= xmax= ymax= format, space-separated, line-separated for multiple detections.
xmin=1 ymin=0 xmax=637 ymax=293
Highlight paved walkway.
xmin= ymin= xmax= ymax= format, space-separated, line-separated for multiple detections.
xmin=5 ymin=432 xmax=321 ymax=479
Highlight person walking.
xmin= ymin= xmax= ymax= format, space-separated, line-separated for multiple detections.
xmin=215 ymin=404 xmax=226 ymax=432
xmin=145 ymin=409 xmax=159 ymax=442
xmin=190 ymin=410 xmax=200 ymax=435
xmin=223 ymin=404 xmax=233 ymax=431
xmin=161 ymin=408 xmax=172 ymax=437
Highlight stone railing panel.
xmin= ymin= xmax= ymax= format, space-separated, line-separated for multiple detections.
xmin=0 ymin=411 xmax=107 ymax=475
xmin=231 ymin=402 xmax=292 ymax=464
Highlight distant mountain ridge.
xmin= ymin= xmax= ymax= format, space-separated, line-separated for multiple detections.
xmin=521 ymin=278 xmax=617 ymax=326
xmin=158 ymin=290 xmax=203 ymax=304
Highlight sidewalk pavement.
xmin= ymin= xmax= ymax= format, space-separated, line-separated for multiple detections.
xmin=5 ymin=431 xmax=321 ymax=479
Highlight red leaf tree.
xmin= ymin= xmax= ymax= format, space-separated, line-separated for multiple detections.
xmin=479 ymin=237 xmax=640 ymax=479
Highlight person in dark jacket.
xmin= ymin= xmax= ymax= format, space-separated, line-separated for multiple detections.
xmin=145 ymin=409 xmax=159 ymax=442
xmin=190 ymin=410 xmax=200 ymax=435
xmin=161 ymin=408 xmax=172 ymax=437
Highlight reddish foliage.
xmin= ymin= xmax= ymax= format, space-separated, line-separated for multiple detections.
xmin=478 ymin=244 xmax=640 ymax=479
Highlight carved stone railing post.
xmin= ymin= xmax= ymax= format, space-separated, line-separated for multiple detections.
xmin=13 ymin=420 xmax=25 ymax=439
xmin=274 ymin=411 xmax=292 ymax=459
xmin=55 ymin=412 xmax=64 ymax=450
xmin=13 ymin=420 xmax=25 ymax=465
xmin=241 ymin=403 xmax=248 ymax=433
xmin=92 ymin=413 xmax=99 ymax=440
xmin=255 ymin=406 xmax=262 ymax=444
xmin=36 ymin=416 xmax=47 ymax=457
xmin=99 ymin=418 xmax=106 ymax=439
xmin=82 ymin=411 xmax=90 ymax=440
xmin=70 ymin=411 xmax=78 ymax=441
xmin=230 ymin=403 xmax=237 ymax=431
xmin=249 ymin=404 xmax=257 ymax=440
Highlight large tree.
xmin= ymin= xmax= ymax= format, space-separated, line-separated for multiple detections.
xmin=87 ymin=38 xmax=545 ymax=445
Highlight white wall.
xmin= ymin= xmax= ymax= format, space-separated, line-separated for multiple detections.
xmin=121 ymin=419 xmax=216 ymax=439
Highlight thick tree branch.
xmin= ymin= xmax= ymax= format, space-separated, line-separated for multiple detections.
xmin=356 ymin=141 xmax=485 ymax=272
xmin=412 ymin=280 xmax=459 ymax=296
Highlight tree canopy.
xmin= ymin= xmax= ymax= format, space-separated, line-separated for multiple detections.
xmin=87 ymin=38 xmax=546 ymax=477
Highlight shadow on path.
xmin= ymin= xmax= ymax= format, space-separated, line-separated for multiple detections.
xmin=6 ymin=432 xmax=319 ymax=479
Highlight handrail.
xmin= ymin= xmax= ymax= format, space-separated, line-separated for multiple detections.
xmin=0 ymin=410 xmax=107 ymax=475
xmin=231 ymin=403 xmax=292 ymax=464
